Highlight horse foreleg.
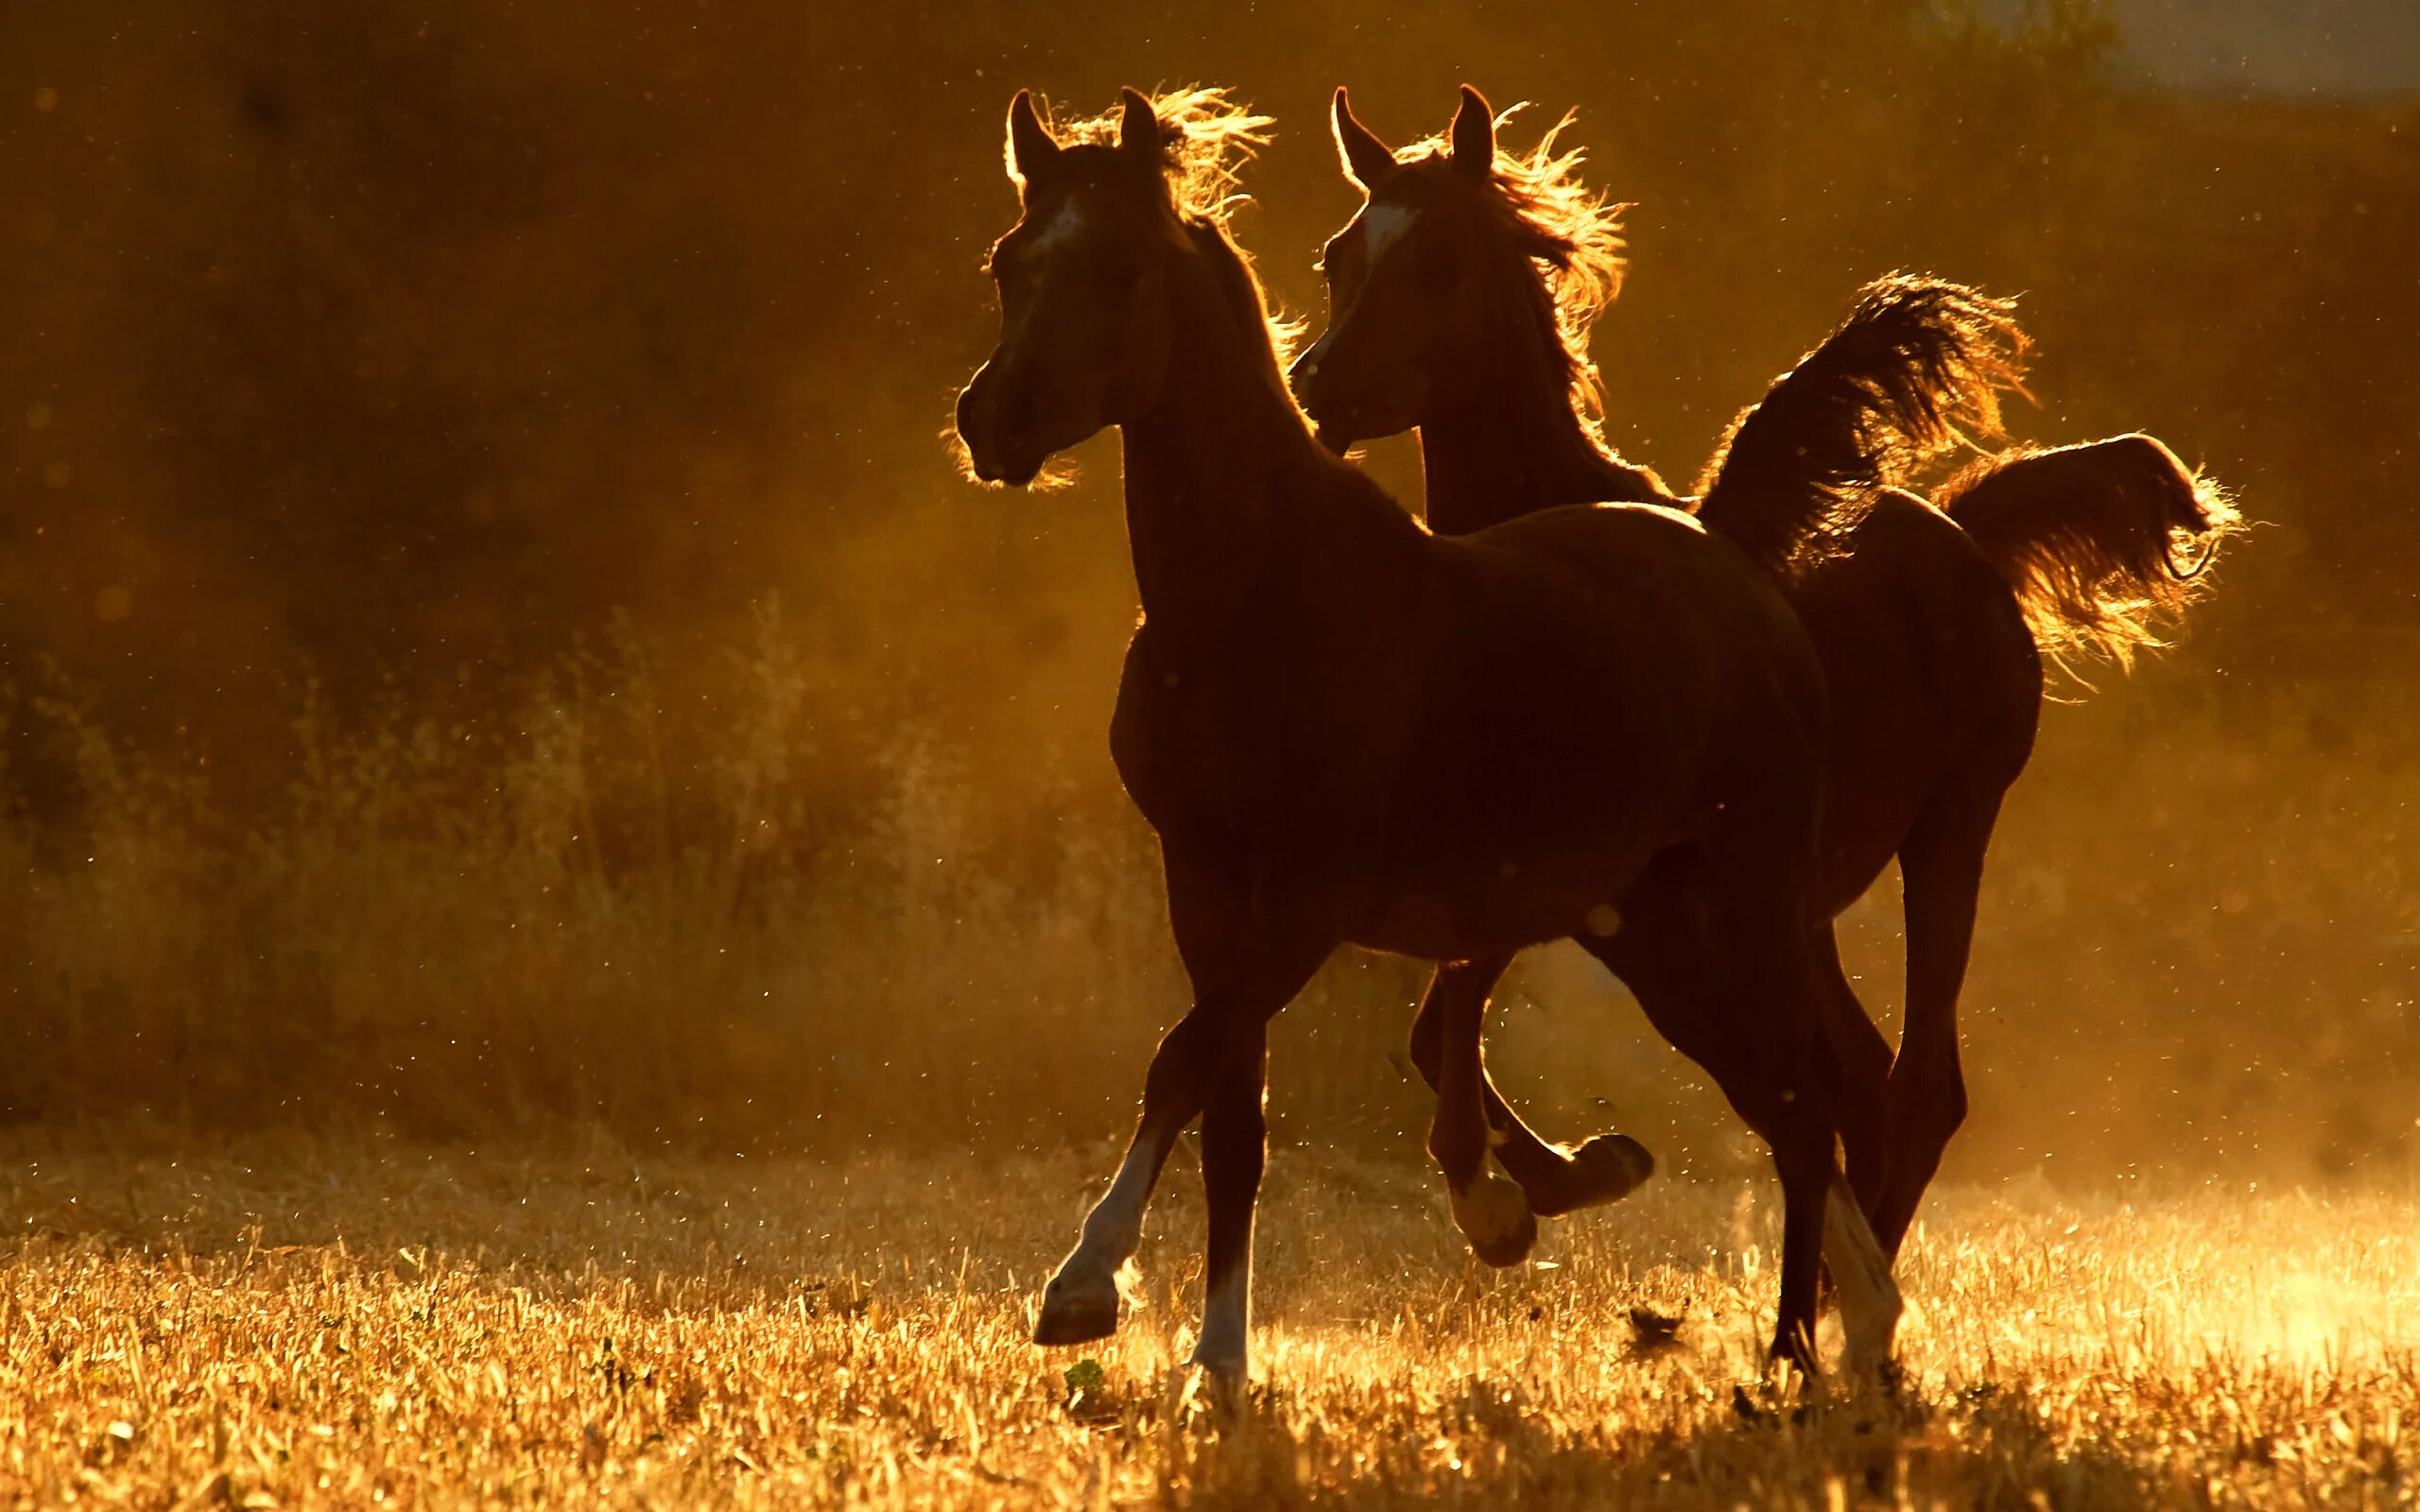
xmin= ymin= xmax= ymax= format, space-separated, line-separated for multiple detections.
xmin=1035 ymin=943 xmax=1326 ymax=1351
xmin=1408 ymin=960 xmax=1652 ymax=1229
xmin=1420 ymin=954 xmax=1537 ymax=1267
xmin=1187 ymin=1021 xmax=1270 ymax=1383
xmin=1034 ymin=1005 xmax=1221 ymax=1347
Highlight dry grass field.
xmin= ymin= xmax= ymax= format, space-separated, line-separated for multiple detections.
xmin=6 ymin=1136 xmax=2415 ymax=1509
xmin=8 ymin=9 xmax=2417 ymax=1509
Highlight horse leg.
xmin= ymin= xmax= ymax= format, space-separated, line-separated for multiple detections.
xmin=1808 ymin=922 xmax=1894 ymax=1222
xmin=1870 ymin=785 xmax=2002 ymax=1260
xmin=1421 ymin=953 xmax=1539 ymax=1267
xmin=1587 ymin=886 xmax=1900 ymax=1378
xmin=1778 ymin=936 xmax=1904 ymax=1378
xmin=1035 ymin=945 xmax=1327 ymax=1349
xmin=1408 ymin=961 xmax=1653 ymax=1228
xmin=1188 ymin=1019 xmax=1270 ymax=1382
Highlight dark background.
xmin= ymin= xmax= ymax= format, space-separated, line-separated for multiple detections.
xmin=3 ymin=1 xmax=2415 ymax=1184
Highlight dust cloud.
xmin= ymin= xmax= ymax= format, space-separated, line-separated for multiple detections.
xmin=2 ymin=2 xmax=2413 ymax=1187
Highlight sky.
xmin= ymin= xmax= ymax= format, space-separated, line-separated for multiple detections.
xmin=2105 ymin=0 xmax=2420 ymax=94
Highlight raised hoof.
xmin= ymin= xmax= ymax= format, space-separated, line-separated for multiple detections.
xmin=1449 ymin=1170 xmax=1539 ymax=1268
xmin=1530 ymin=1134 xmax=1655 ymax=1218
xmin=1034 ymin=1270 xmax=1121 ymax=1348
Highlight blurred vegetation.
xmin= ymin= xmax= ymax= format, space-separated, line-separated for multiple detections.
xmin=1 ymin=1 xmax=2414 ymax=1178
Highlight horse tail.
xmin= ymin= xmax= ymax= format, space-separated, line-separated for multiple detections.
xmin=1938 ymin=433 xmax=2242 ymax=670
xmin=1695 ymin=273 xmax=2028 ymax=578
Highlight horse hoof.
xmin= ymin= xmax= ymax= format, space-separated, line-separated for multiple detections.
xmin=1570 ymin=1133 xmax=1654 ymax=1201
xmin=1522 ymin=1133 xmax=1654 ymax=1218
xmin=1450 ymin=1170 xmax=1538 ymax=1268
xmin=1184 ymin=1347 xmax=1249 ymax=1389
xmin=1034 ymin=1270 xmax=1121 ymax=1347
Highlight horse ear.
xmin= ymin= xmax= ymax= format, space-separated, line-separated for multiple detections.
xmin=1006 ymin=91 xmax=1060 ymax=185
xmin=1115 ymin=86 xmax=1164 ymax=171
xmin=1449 ymin=84 xmax=1495 ymax=181
xmin=1332 ymin=87 xmax=1399 ymax=191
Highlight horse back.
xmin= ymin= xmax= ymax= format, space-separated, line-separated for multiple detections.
xmin=1377 ymin=503 xmax=1832 ymax=904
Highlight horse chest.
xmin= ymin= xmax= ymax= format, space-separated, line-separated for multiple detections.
xmin=1108 ymin=631 xmax=1363 ymax=858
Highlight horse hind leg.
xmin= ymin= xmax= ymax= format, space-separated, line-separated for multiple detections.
xmin=1587 ymin=885 xmax=1900 ymax=1379
xmin=1407 ymin=960 xmax=1653 ymax=1235
xmin=1871 ymin=784 xmax=2003 ymax=1261
xmin=1777 ymin=919 xmax=1905 ymax=1375
xmin=1762 ymin=1013 xmax=1903 ymax=1379
xmin=1808 ymin=922 xmax=1894 ymax=1221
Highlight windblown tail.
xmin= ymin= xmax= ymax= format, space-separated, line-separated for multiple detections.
xmin=1938 ymin=434 xmax=2242 ymax=669
xmin=1696 ymin=274 xmax=2028 ymax=577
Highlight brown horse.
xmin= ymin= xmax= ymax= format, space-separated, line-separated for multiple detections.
xmin=1291 ymin=85 xmax=2242 ymax=1261
xmin=953 ymin=87 xmax=1900 ymax=1383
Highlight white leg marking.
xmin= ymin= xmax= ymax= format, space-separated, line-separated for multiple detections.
xmin=1448 ymin=1150 xmax=1537 ymax=1265
xmin=1189 ymin=1249 xmax=1253 ymax=1382
xmin=1067 ymin=1139 xmax=1155 ymax=1278
xmin=1037 ymin=1139 xmax=1159 ymax=1344
xmin=1823 ymin=1179 xmax=1904 ymax=1375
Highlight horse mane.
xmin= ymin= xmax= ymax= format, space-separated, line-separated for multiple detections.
xmin=1028 ymin=87 xmax=1303 ymax=373
xmin=1184 ymin=220 xmax=1306 ymax=403
xmin=1694 ymin=275 xmax=2030 ymax=578
xmin=1395 ymin=107 xmax=1628 ymax=438
xmin=1935 ymin=434 xmax=2243 ymax=671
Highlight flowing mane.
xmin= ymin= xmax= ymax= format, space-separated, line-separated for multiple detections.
xmin=1021 ymin=87 xmax=1303 ymax=370
xmin=1395 ymin=107 xmax=1629 ymax=436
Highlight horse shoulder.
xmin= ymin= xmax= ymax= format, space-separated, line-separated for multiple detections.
xmin=1110 ymin=603 xmax=1414 ymax=868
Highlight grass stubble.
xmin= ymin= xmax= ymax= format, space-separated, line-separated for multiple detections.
xmin=3 ymin=1136 xmax=2414 ymax=1509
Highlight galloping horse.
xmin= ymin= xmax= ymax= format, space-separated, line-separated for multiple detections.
xmin=953 ymin=87 xmax=1900 ymax=1383
xmin=1291 ymin=86 xmax=2242 ymax=1259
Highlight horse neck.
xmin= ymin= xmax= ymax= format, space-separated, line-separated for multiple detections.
xmin=1418 ymin=271 xmax=1668 ymax=534
xmin=1119 ymin=248 xmax=1338 ymax=637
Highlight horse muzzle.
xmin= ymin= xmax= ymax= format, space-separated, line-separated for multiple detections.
xmin=955 ymin=370 xmax=1049 ymax=487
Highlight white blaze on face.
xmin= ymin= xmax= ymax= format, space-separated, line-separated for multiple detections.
xmin=1360 ymin=202 xmax=1421 ymax=275
xmin=1028 ymin=199 xmax=1088 ymax=259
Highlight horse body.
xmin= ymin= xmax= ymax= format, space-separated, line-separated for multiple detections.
xmin=956 ymin=87 xmax=1896 ymax=1383
xmin=1787 ymin=490 xmax=2041 ymax=913
xmin=1294 ymin=85 xmax=2232 ymax=1256
xmin=1115 ymin=488 xmax=1818 ymax=964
